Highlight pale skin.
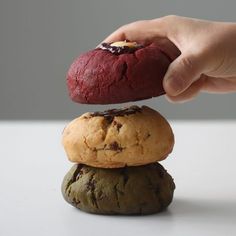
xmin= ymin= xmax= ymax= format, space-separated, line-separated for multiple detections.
xmin=103 ymin=15 xmax=236 ymax=102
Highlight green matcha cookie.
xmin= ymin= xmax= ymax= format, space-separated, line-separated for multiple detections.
xmin=62 ymin=163 xmax=175 ymax=215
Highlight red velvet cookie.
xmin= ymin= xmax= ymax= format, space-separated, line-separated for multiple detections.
xmin=67 ymin=41 xmax=177 ymax=104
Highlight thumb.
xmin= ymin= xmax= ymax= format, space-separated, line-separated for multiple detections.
xmin=163 ymin=53 xmax=204 ymax=96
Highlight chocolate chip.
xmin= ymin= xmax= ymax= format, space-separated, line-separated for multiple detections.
xmin=97 ymin=191 xmax=104 ymax=200
xmin=159 ymin=170 xmax=165 ymax=178
xmin=72 ymin=197 xmax=80 ymax=205
xmin=144 ymin=133 xmax=151 ymax=140
xmin=104 ymin=115 xmax=114 ymax=124
xmin=120 ymin=168 xmax=129 ymax=187
xmin=72 ymin=164 xmax=84 ymax=182
xmin=76 ymin=169 xmax=84 ymax=181
xmin=86 ymin=174 xmax=96 ymax=191
xmin=113 ymin=120 xmax=122 ymax=131
xmin=90 ymin=106 xmax=141 ymax=119
xmin=109 ymin=141 xmax=123 ymax=152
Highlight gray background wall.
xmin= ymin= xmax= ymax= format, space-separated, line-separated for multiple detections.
xmin=1 ymin=0 xmax=236 ymax=120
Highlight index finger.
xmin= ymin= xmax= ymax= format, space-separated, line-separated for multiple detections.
xmin=102 ymin=20 xmax=180 ymax=60
xmin=103 ymin=19 xmax=167 ymax=44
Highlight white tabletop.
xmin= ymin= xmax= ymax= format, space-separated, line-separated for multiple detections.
xmin=1 ymin=121 xmax=236 ymax=236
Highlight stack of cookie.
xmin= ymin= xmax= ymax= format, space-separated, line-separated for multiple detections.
xmin=61 ymin=41 xmax=178 ymax=215
xmin=62 ymin=105 xmax=175 ymax=215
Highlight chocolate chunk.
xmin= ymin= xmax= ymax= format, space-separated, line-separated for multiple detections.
xmin=120 ymin=168 xmax=129 ymax=187
xmin=72 ymin=164 xmax=84 ymax=182
xmin=109 ymin=141 xmax=123 ymax=152
xmin=144 ymin=133 xmax=151 ymax=140
xmin=113 ymin=121 xmax=122 ymax=131
xmin=86 ymin=176 xmax=96 ymax=191
xmin=76 ymin=171 xmax=82 ymax=181
xmin=159 ymin=170 xmax=165 ymax=178
xmin=99 ymin=42 xmax=143 ymax=55
xmin=90 ymin=106 xmax=141 ymax=120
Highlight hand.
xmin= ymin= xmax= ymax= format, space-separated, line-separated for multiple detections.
xmin=103 ymin=15 xmax=236 ymax=102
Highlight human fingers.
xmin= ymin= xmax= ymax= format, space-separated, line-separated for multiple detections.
xmin=202 ymin=76 xmax=236 ymax=93
xmin=163 ymin=52 xmax=206 ymax=96
xmin=165 ymin=76 xmax=205 ymax=103
xmin=103 ymin=19 xmax=167 ymax=44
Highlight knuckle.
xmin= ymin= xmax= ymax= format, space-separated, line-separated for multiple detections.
xmin=129 ymin=20 xmax=149 ymax=28
xmin=118 ymin=24 xmax=128 ymax=32
xmin=162 ymin=15 xmax=178 ymax=22
xmin=180 ymin=56 xmax=195 ymax=70
xmin=118 ymin=22 xmax=137 ymax=33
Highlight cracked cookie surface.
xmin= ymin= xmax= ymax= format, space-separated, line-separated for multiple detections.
xmin=61 ymin=163 xmax=175 ymax=215
xmin=66 ymin=42 xmax=175 ymax=104
xmin=62 ymin=105 xmax=174 ymax=168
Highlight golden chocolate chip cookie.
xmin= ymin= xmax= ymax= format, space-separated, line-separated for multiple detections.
xmin=62 ymin=105 xmax=174 ymax=168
